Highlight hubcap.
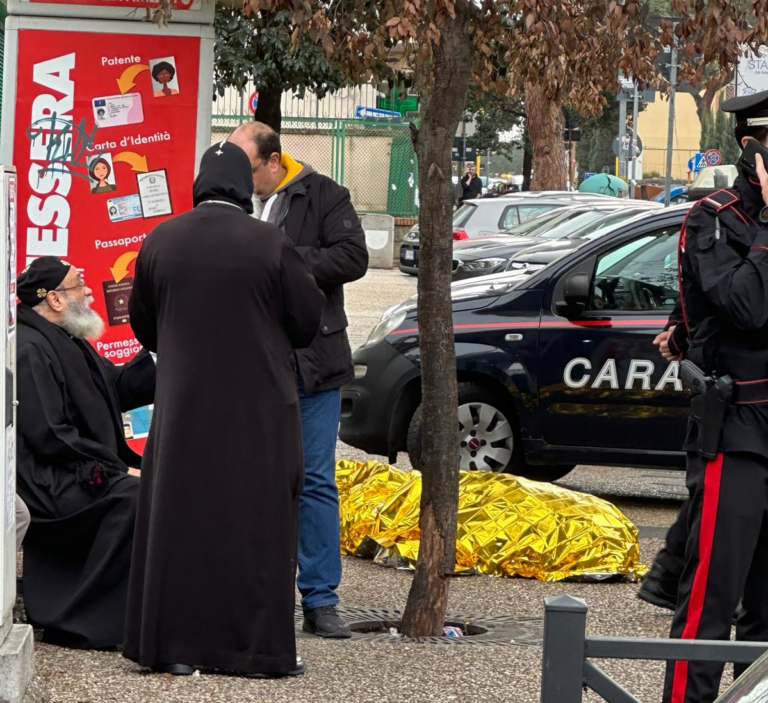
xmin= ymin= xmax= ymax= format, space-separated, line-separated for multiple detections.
xmin=457 ymin=402 xmax=514 ymax=472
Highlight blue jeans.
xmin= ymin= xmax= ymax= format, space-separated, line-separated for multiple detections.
xmin=297 ymin=385 xmax=342 ymax=612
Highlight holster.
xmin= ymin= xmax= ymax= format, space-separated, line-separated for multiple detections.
xmin=687 ymin=375 xmax=734 ymax=460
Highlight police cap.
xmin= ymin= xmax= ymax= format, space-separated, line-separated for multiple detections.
xmin=721 ymin=88 xmax=768 ymax=127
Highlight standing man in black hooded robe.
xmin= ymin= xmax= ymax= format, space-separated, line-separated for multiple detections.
xmin=123 ymin=142 xmax=325 ymax=677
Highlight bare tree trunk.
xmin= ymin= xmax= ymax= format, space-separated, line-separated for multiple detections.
xmin=525 ymin=82 xmax=566 ymax=191
xmin=680 ymin=69 xmax=733 ymax=131
xmin=399 ymin=0 xmax=473 ymax=639
xmin=253 ymin=86 xmax=282 ymax=132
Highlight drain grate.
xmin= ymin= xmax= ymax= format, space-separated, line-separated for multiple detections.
xmin=295 ymin=606 xmax=542 ymax=647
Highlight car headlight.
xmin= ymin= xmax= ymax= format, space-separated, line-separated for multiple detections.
xmin=460 ymin=258 xmax=506 ymax=271
xmin=405 ymin=230 xmax=419 ymax=241
xmin=360 ymin=310 xmax=408 ymax=349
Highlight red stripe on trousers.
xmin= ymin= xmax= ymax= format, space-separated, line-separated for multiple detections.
xmin=671 ymin=453 xmax=724 ymax=703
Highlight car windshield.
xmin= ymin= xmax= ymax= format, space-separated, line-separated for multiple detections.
xmin=502 ymin=209 xmax=564 ymax=236
xmin=453 ymin=203 xmax=478 ymax=228
xmin=537 ymin=210 xmax=618 ymax=240
xmin=568 ymin=209 xmax=653 ymax=241
xmin=522 ymin=209 xmax=599 ymax=238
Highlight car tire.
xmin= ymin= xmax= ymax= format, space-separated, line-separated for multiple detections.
xmin=406 ymin=382 xmax=574 ymax=482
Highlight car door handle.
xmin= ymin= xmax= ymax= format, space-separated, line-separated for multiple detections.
xmin=505 ymin=334 xmax=523 ymax=342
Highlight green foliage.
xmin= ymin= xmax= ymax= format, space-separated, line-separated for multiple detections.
xmin=464 ymin=89 xmax=525 ymax=160
xmin=213 ymin=6 xmax=348 ymax=101
xmin=700 ymin=92 xmax=741 ymax=166
xmin=567 ymin=95 xmax=632 ymax=177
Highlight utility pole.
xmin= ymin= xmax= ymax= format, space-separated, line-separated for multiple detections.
xmin=461 ymin=120 xmax=467 ymax=183
xmin=567 ymin=120 xmax=573 ymax=190
xmin=618 ymin=97 xmax=627 ymax=179
xmin=630 ymin=80 xmax=640 ymax=199
xmin=664 ymin=47 xmax=678 ymax=207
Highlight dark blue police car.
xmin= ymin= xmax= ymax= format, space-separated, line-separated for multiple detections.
xmin=339 ymin=204 xmax=693 ymax=482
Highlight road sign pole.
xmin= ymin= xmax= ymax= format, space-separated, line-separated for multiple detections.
xmin=664 ymin=47 xmax=677 ymax=208
xmin=618 ymin=96 xmax=627 ymax=179
xmin=631 ymin=80 xmax=640 ymax=198
xmin=462 ymin=121 xmax=467 ymax=170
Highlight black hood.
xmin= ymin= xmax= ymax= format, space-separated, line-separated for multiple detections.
xmin=192 ymin=141 xmax=254 ymax=214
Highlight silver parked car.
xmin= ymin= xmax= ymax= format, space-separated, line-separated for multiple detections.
xmin=399 ymin=192 xmax=620 ymax=275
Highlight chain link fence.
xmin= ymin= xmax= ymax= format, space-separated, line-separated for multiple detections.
xmin=211 ymin=114 xmax=419 ymax=218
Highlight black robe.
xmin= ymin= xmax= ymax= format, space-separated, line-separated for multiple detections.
xmin=16 ymin=305 xmax=155 ymax=649
xmin=123 ymin=202 xmax=325 ymax=674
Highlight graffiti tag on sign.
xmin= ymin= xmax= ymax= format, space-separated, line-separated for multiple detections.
xmin=26 ymin=112 xmax=100 ymax=181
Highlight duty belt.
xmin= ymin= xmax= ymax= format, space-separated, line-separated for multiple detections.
xmin=732 ymin=378 xmax=768 ymax=405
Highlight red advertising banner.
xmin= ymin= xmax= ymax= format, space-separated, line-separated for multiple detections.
xmin=12 ymin=27 xmax=203 ymax=449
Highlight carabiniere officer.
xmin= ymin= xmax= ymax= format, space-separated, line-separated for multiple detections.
xmin=653 ymin=88 xmax=768 ymax=703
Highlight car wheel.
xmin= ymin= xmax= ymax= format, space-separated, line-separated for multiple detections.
xmin=407 ymin=382 xmax=573 ymax=482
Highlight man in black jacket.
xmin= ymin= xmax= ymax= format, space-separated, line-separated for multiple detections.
xmin=229 ymin=123 xmax=368 ymax=638
xmin=460 ymin=162 xmax=483 ymax=203
xmin=16 ymin=256 xmax=155 ymax=649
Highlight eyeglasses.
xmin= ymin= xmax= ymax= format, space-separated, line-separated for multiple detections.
xmin=55 ymin=281 xmax=86 ymax=293
xmin=251 ymin=154 xmax=278 ymax=174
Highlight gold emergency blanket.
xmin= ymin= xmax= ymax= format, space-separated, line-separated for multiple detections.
xmin=337 ymin=460 xmax=647 ymax=582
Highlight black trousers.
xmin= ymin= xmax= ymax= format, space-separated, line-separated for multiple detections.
xmin=652 ymin=498 xmax=689 ymax=593
xmin=662 ymin=452 xmax=768 ymax=703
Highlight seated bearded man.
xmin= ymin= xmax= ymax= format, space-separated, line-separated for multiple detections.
xmin=15 ymin=256 xmax=155 ymax=650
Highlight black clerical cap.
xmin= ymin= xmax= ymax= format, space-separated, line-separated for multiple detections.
xmin=721 ymin=89 xmax=768 ymax=127
xmin=17 ymin=256 xmax=72 ymax=307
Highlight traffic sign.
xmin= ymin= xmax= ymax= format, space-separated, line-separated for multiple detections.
xmin=451 ymin=137 xmax=477 ymax=162
xmin=612 ymin=133 xmax=643 ymax=158
xmin=705 ymin=149 xmax=723 ymax=166
xmin=355 ymin=105 xmax=402 ymax=120
xmin=616 ymin=89 xmax=656 ymax=102
xmin=688 ymin=152 xmax=706 ymax=173
xmin=584 ymin=172 xmax=596 ymax=180
xmin=249 ymin=91 xmax=259 ymax=114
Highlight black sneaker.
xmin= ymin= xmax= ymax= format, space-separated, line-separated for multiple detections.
xmin=302 ymin=605 xmax=351 ymax=639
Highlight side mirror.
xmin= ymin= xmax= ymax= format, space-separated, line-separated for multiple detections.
xmin=556 ymin=272 xmax=590 ymax=318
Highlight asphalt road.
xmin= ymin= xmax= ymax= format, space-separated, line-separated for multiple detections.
xmin=22 ymin=268 xmax=710 ymax=703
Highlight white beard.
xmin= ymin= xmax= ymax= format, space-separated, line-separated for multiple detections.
xmin=59 ymin=297 xmax=105 ymax=341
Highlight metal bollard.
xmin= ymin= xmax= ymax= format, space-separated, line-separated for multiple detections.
xmin=540 ymin=595 xmax=588 ymax=703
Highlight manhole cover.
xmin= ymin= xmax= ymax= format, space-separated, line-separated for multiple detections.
xmin=295 ymin=606 xmax=542 ymax=647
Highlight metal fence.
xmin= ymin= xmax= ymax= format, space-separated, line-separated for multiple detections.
xmin=211 ymin=115 xmax=419 ymax=218
xmin=213 ymin=83 xmax=385 ymax=120
xmin=641 ymin=148 xmax=694 ymax=181
xmin=540 ymin=595 xmax=768 ymax=702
